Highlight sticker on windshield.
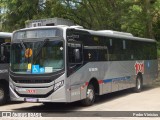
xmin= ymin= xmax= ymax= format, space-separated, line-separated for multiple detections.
xmin=40 ymin=67 xmax=45 ymax=73
xmin=28 ymin=63 xmax=32 ymax=70
xmin=27 ymin=69 xmax=31 ymax=73
xmin=25 ymin=48 xmax=33 ymax=58
xmin=45 ymin=67 xmax=52 ymax=73
xmin=32 ymin=65 xmax=40 ymax=74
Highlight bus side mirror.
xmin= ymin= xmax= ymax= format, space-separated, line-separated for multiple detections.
xmin=68 ymin=42 xmax=83 ymax=64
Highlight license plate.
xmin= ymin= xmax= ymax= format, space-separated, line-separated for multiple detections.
xmin=25 ymin=98 xmax=37 ymax=102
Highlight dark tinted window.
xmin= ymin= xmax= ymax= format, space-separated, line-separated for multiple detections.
xmin=67 ymin=29 xmax=157 ymax=61
xmin=1 ymin=44 xmax=10 ymax=63
xmin=0 ymin=38 xmax=11 ymax=63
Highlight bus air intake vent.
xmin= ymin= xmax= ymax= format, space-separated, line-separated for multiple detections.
xmin=13 ymin=79 xmax=52 ymax=84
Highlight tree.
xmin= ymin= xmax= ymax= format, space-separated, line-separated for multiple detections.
xmin=1 ymin=0 xmax=160 ymax=42
xmin=1 ymin=0 xmax=43 ymax=31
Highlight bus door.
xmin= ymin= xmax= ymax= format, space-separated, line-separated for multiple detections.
xmin=67 ymin=41 xmax=83 ymax=102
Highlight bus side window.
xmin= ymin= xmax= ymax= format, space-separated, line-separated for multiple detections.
xmin=0 ymin=43 xmax=10 ymax=63
xmin=97 ymin=48 xmax=108 ymax=61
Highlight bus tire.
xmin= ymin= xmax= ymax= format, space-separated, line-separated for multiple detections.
xmin=81 ymin=84 xmax=95 ymax=106
xmin=134 ymin=76 xmax=142 ymax=93
xmin=0 ymin=84 xmax=8 ymax=105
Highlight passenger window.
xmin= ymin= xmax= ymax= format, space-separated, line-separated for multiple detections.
xmin=0 ymin=43 xmax=10 ymax=63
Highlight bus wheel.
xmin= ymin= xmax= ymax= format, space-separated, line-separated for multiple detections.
xmin=134 ymin=76 xmax=142 ymax=93
xmin=0 ymin=84 xmax=8 ymax=105
xmin=81 ymin=84 xmax=95 ymax=106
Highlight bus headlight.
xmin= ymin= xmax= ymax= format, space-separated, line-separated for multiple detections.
xmin=54 ymin=80 xmax=64 ymax=91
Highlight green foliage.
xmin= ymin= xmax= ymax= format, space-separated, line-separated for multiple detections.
xmin=0 ymin=0 xmax=160 ymax=57
xmin=157 ymin=49 xmax=160 ymax=58
xmin=0 ymin=0 xmax=160 ymax=42
xmin=1 ymin=0 xmax=42 ymax=31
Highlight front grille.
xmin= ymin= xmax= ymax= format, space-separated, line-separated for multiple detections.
xmin=14 ymin=79 xmax=52 ymax=84
xmin=15 ymin=89 xmax=54 ymax=98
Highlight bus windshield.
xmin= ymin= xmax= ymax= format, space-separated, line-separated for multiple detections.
xmin=11 ymin=40 xmax=64 ymax=74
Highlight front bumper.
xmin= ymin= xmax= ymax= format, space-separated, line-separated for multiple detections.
xmin=9 ymin=81 xmax=68 ymax=103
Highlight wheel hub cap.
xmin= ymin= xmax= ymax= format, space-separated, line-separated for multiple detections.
xmin=137 ymin=79 xmax=141 ymax=89
xmin=87 ymin=89 xmax=94 ymax=100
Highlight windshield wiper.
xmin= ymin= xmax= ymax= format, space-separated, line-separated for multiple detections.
xmin=33 ymin=38 xmax=49 ymax=63
xmin=20 ymin=40 xmax=26 ymax=51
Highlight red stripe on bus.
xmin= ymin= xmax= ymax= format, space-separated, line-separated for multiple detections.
xmin=85 ymin=82 xmax=89 ymax=86
xmin=98 ymin=80 xmax=103 ymax=84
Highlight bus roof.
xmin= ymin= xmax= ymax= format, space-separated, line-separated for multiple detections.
xmin=13 ymin=26 xmax=156 ymax=43
xmin=0 ymin=32 xmax=12 ymax=38
xmin=86 ymin=29 xmax=156 ymax=43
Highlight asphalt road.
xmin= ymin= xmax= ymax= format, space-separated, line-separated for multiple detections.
xmin=1 ymin=81 xmax=160 ymax=120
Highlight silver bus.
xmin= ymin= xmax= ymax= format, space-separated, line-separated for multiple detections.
xmin=9 ymin=26 xmax=158 ymax=106
xmin=0 ymin=32 xmax=11 ymax=105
